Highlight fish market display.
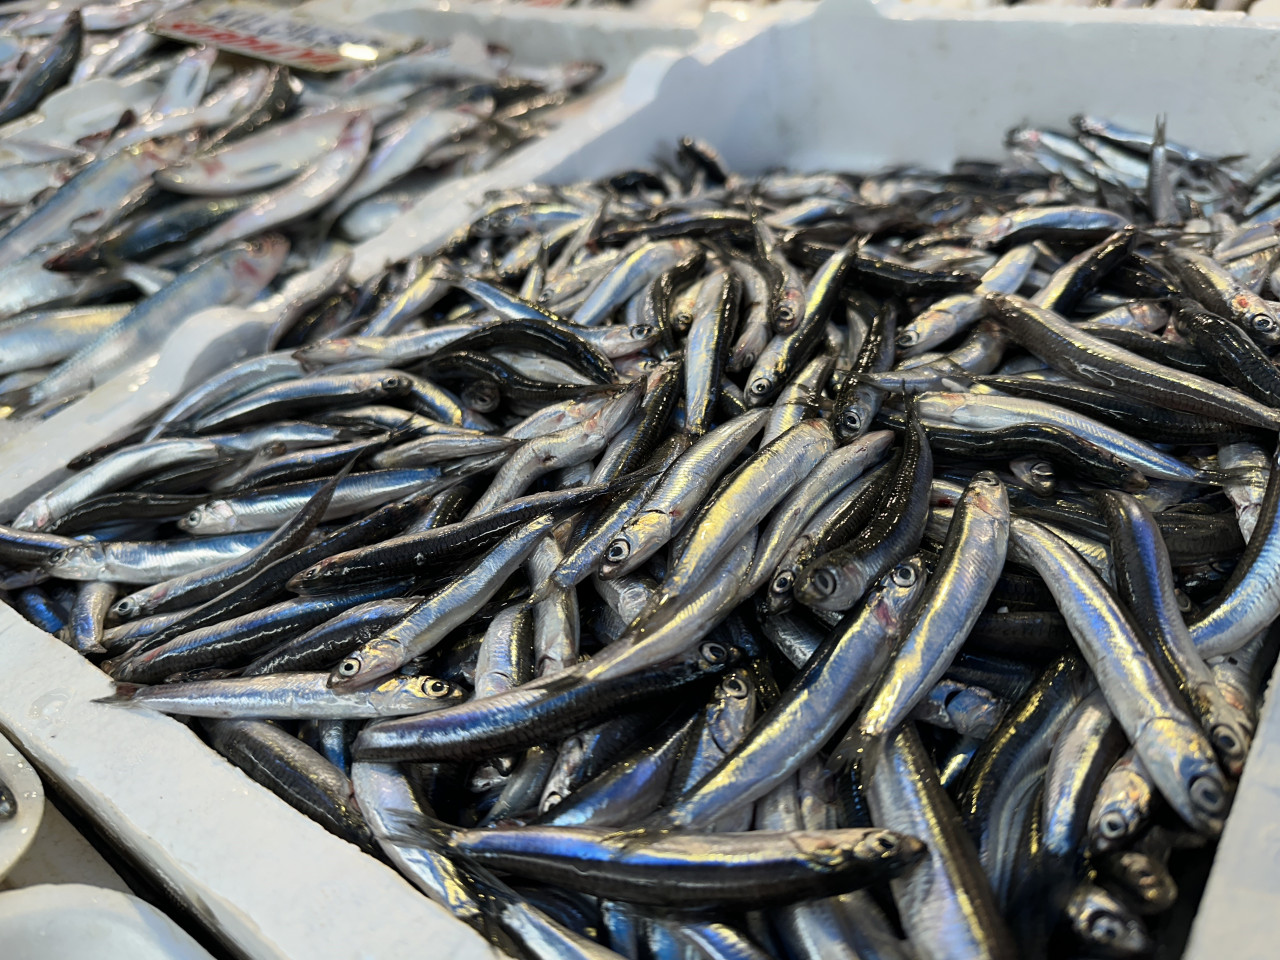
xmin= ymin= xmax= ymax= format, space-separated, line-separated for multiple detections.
xmin=933 ymin=0 xmax=1261 ymax=10
xmin=0 ymin=8 xmax=600 ymax=419
xmin=6 ymin=113 xmax=1280 ymax=960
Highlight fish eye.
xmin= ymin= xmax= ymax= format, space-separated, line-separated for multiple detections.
xmin=1090 ymin=915 xmax=1123 ymax=944
xmin=464 ymin=383 xmax=500 ymax=412
xmin=382 ymin=376 xmax=408 ymax=391
xmin=868 ymin=832 xmax=899 ymax=854
xmin=699 ymin=641 xmax=728 ymax=664
xmin=896 ymin=330 xmax=919 ymax=348
xmin=974 ymin=471 xmax=999 ymax=485
xmin=630 ymin=324 xmax=656 ymax=338
xmin=1253 ymin=313 xmax=1276 ymax=332
xmin=424 ymin=678 xmax=452 ymax=697
xmin=1099 ymin=811 xmax=1129 ymax=839
xmin=749 ymin=377 xmax=772 ymax=396
xmin=771 ymin=570 xmax=795 ymax=595
xmin=739 ymin=351 xmax=757 ymax=367
xmin=185 ymin=510 xmax=202 ymax=525
xmin=776 ymin=302 xmax=795 ymax=323
xmin=113 ymin=599 xmax=134 ymax=616
xmin=337 ymin=658 xmax=361 ymax=678
xmin=891 ymin=564 xmax=917 ymax=587
xmin=722 ymin=675 xmax=748 ymax=698
xmin=1190 ymin=774 xmax=1226 ymax=814
xmin=1031 ymin=461 xmax=1054 ymax=478
xmin=840 ymin=409 xmax=863 ymax=434
xmin=49 ymin=550 xmax=66 ymax=564
xmin=606 ymin=539 xmax=631 ymax=563
xmin=810 ymin=568 xmax=839 ymax=598
xmin=1174 ymin=590 xmax=1193 ymax=613
xmin=1212 ymin=725 xmax=1244 ymax=758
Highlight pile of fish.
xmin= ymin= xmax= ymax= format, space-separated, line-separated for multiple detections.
xmin=4 ymin=114 xmax=1280 ymax=960
xmin=0 ymin=4 xmax=599 ymax=417
xmin=968 ymin=0 xmax=1255 ymax=10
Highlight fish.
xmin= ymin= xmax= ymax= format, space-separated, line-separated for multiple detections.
xmin=2 ymin=113 xmax=1275 ymax=960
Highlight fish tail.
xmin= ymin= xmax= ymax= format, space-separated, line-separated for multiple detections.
xmin=94 ymin=682 xmax=144 ymax=705
xmin=380 ymin=805 xmax=455 ymax=849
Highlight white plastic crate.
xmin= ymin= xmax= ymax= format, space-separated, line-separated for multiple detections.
xmin=3 ymin=0 xmax=1280 ymax=954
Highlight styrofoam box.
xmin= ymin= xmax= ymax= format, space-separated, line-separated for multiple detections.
xmin=3 ymin=0 xmax=1280 ymax=955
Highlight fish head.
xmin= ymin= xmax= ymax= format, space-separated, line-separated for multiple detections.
xmin=179 ymin=500 xmax=237 ymax=534
xmin=600 ymin=511 xmax=667 ymax=579
xmin=966 ymin=470 xmax=1010 ymax=520
xmin=461 ymin=380 xmax=500 ymax=413
xmin=330 ymin=637 xmax=404 ymax=689
xmin=1106 ymin=851 xmax=1177 ymax=913
xmin=771 ymin=289 xmax=804 ymax=334
xmin=1205 ymin=707 xmax=1253 ymax=778
xmin=835 ymin=402 xmax=870 ymax=442
xmin=1010 ymin=456 xmax=1056 ymax=496
xmin=44 ymin=542 xmax=105 ymax=578
xmin=895 ymin=324 xmax=925 ymax=352
xmin=616 ymin=323 xmax=659 ymax=353
xmin=595 ymin=379 xmax=645 ymax=431
xmin=375 ymin=374 xmax=413 ymax=399
xmin=286 ymin=561 xmax=327 ymax=592
xmin=12 ymin=500 xmax=52 ymax=531
xmin=235 ymin=233 xmax=291 ymax=289
xmin=110 ymin=593 xmax=144 ymax=620
xmin=540 ymin=735 xmax=589 ymax=813
xmin=693 ymin=639 xmax=737 ymax=675
xmin=764 ymin=558 xmax=801 ymax=613
xmin=400 ymin=675 xmax=466 ymax=708
xmin=1067 ymin=885 xmax=1152 ymax=958
xmin=1247 ymin=308 xmax=1280 ymax=347
xmin=705 ymin=667 xmax=756 ymax=752
xmin=1133 ymin=716 xmax=1230 ymax=836
xmin=1088 ymin=768 xmax=1150 ymax=852
xmin=794 ymin=558 xmax=866 ymax=612
xmin=865 ymin=556 xmax=930 ymax=633
xmin=745 ymin=372 xmax=776 ymax=406
xmin=791 ymin=828 xmax=924 ymax=875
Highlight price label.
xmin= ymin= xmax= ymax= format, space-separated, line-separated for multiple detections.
xmin=153 ymin=2 xmax=415 ymax=72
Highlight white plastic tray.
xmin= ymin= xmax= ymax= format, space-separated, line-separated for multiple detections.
xmin=0 ymin=884 xmax=215 ymax=960
xmin=0 ymin=731 xmax=43 ymax=885
xmin=0 ymin=608 xmax=490 ymax=960
xmin=4 ymin=0 xmax=1280 ymax=953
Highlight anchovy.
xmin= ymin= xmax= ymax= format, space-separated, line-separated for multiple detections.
xmin=857 ymin=472 xmax=1009 ymax=738
xmin=865 ymin=723 xmax=1017 ymax=960
xmin=659 ymin=557 xmax=927 ymax=830
xmin=102 ymin=672 xmax=464 ymax=719
xmin=1009 ymin=517 xmax=1229 ymax=835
